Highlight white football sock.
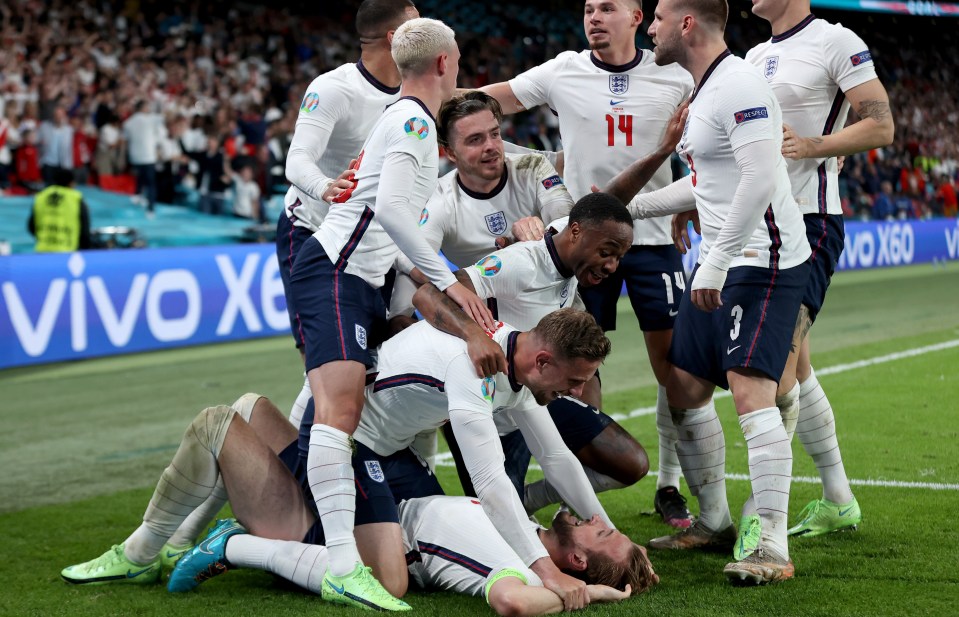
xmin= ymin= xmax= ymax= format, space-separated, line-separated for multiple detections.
xmin=740 ymin=382 xmax=801 ymax=519
xmin=672 ymin=400 xmax=731 ymax=531
xmin=307 ymin=424 xmax=360 ymax=577
xmin=125 ymin=406 xmax=235 ymax=565
xmin=225 ymin=535 xmax=328 ymax=594
xmin=739 ymin=407 xmax=792 ymax=561
xmin=166 ymin=478 xmax=228 ymax=548
xmin=289 ymin=374 xmax=311 ymax=428
xmin=523 ymin=467 xmax=627 ymax=514
xmin=655 ymin=385 xmax=683 ymax=490
xmin=797 ymin=369 xmax=854 ymax=505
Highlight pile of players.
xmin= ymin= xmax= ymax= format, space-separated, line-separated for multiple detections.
xmin=60 ymin=0 xmax=892 ymax=612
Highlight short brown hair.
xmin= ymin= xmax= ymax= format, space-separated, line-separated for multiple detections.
xmin=437 ymin=90 xmax=504 ymax=148
xmin=530 ymin=308 xmax=610 ymax=363
xmin=356 ymin=0 xmax=416 ymax=39
xmin=677 ymin=0 xmax=728 ymax=30
xmin=571 ymin=543 xmax=659 ymax=596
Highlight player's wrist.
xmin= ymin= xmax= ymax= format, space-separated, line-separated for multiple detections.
xmin=692 ymin=257 xmax=729 ymax=292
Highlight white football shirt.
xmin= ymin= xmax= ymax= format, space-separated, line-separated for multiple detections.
xmin=285 ymin=61 xmax=401 ymax=231
xmin=400 ymin=495 xmax=542 ymax=597
xmin=313 ymin=96 xmax=456 ymax=290
xmin=747 ymin=16 xmax=879 ymax=215
xmin=509 ymin=50 xmax=693 ymax=245
xmin=420 ymin=152 xmax=574 ymax=267
xmin=464 ymin=234 xmax=583 ymax=331
xmin=679 ymin=52 xmax=810 ymax=271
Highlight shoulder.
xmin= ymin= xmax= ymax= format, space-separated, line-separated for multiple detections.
xmin=505 ymin=152 xmax=555 ymax=180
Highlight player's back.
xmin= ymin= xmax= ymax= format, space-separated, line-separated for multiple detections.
xmin=746 ymin=17 xmax=878 ymax=215
xmin=399 ymin=495 xmax=541 ymax=596
xmin=313 ymin=97 xmax=439 ymax=288
xmin=287 ymin=62 xmax=401 ymax=231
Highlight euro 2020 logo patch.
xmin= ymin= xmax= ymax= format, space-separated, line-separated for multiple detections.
xmin=764 ymin=56 xmax=779 ymax=79
xmin=365 ymin=460 xmax=385 ymax=483
xmin=484 ymin=211 xmax=507 ymax=235
xmin=609 ymin=74 xmax=629 ymax=95
xmin=474 ymin=255 xmax=502 ymax=277
xmin=301 ymin=92 xmax=320 ymax=113
xmin=419 ymin=208 xmax=429 ymax=227
xmin=404 ymin=117 xmax=430 ymax=140
xmin=481 ymin=376 xmax=496 ymax=403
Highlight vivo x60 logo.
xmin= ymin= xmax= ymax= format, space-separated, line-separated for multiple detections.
xmin=2 ymin=251 xmax=288 ymax=359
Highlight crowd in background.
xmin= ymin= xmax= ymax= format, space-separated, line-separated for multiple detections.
xmin=0 ymin=0 xmax=955 ymax=221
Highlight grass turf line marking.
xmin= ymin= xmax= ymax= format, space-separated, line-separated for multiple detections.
xmin=435 ymin=338 xmax=959 ymax=491
xmin=613 ymin=338 xmax=959 ymax=422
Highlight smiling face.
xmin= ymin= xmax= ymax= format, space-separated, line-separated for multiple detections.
xmin=445 ymin=109 xmax=505 ymax=187
xmin=583 ymin=0 xmax=641 ymax=51
xmin=567 ymin=220 xmax=633 ymax=287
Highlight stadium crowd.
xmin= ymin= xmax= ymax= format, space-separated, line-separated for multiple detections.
xmin=0 ymin=0 xmax=956 ymax=221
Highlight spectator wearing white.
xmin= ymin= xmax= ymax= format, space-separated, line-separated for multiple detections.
xmin=38 ymin=105 xmax=74 ymax=186
xmin=123 ymin=100 xmax=163 ymax=215
xmin=231 ymin=165 xmax=262 ymax=221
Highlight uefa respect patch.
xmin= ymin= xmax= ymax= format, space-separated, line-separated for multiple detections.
xmin=300 ymin=92 xmax=320 ymax=113
xmin=542 ymin=175 xmax=563 ymax=189
xmin=404 ymin=117 xmax=430 ymax=140
xmin=850 ymin=50 xmax=872 ymax=66
xmin=734 ymin=107 xmax=768 ymax=124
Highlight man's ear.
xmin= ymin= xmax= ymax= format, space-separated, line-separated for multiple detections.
xmin=438 ymin=52 xmax=449 ymax=77
xmin=534 ymin=349 xmax=552 ymax=372
xmin=566 ymin=549 xmax=587 ymax=573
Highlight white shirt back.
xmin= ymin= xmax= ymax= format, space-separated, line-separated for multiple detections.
xmin=313 ymin=97 xmax=439 ymax=288
xmin=509 ymin=50 xmax=693 ymax=245
xmin=747 ymin=17 xmax=878 ymax=215
xmin=680 ymin=53 xmax=809 ymax=271
xmin=286 ymin=61 xmax=401 ymax=230
xmin=123 ymin=112 xmax=161 ymax=165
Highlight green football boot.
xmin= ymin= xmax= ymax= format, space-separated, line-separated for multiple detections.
xmin=788 ymin=497 xmax=862 ymax=537
xmin=61 ymin=543 xmax=161 ymax=585
xmin=322 ymin=562 xmax=412 ymax=611
xmin=734 ymin=514 xmax=762 ymax=561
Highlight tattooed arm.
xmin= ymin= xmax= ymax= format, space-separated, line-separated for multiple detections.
xmin=412 ymin=271 xmax=508 ymax=378
xmin=781 ymin=78 xmax=894 ymax=160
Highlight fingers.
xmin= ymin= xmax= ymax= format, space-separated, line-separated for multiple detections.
xmin=494 ymin=236 xmax=512 ymax=250
xmin=691 ymin=289 xmax=722 ymax=312
xmin=590 ymin=184 xmax=601 ymax=193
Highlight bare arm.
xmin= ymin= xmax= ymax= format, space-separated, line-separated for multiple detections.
xmin=480 ymin=82 xmax=528 ymax=115
xmin=488 ymin=576 xmax=630 ymax=617
xmin=782 ymin=79 xmax=894 ymax=160
xmin=603 ymin=102 xmax=688 ymax=206
xmin=412 ymin=273 xmax=507 ymax=377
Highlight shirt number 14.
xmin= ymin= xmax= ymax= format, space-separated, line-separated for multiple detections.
xmin=605 ymin=114 xmax=633 ymax=147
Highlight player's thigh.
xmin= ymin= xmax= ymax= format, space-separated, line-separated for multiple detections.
xmin=218 ymin=419 xmax=314 ymax=541
xmin=720 ymin=264 xmax=810 ymax=392
xmin=622 ymin=245 xmax=686 ymax=333
xmin=235 ymin=394 xmax=298 ymax=454
xmin=802 ymin=214 xmax=844 ymax=323
xmin=667 ymin=266 xmax=728 ymax=392
xmin=290 ymin=237 xmax=385 ymax=373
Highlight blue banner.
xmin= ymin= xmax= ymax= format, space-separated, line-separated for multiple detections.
xmin=674 ymin=217 xmax=959 ymax=276
xmin=0 ymin=244 xmax=288 ymax=369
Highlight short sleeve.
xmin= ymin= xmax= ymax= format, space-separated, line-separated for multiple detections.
xmin=508 ymin=54 xmax=570 ymax=111
xmin=823 ymin=24 xmax=879 ymax=93
xmin=714 ymin=73 xmax=780 ymax=151
xmin=465 ymin=249 xmax=536 ymax=304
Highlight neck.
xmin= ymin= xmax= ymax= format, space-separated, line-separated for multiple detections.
xmin=685 ymin=38 xmax=729 ymax=89
xmin=360 ymin=47 xmax=401 ymax=89
xmin=538 ymin=528 xmax=563 ymax=565
xmin=457 ymin=167 xmax=504 ymax=195
xmin=512 ymin=332 xmax=533 ymax=385
xmin=769 ymin=6 xmax=812 ymax=37
xmin=592 ymin=37 xmax=637 ymax=67
xmin=398 ymin=77 xmax=443 ymax=118
xmin=552 ymin=228 xmax=575 ymax=267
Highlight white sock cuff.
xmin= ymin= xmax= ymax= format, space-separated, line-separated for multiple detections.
xmin=230 ymin=393 xmax=264 ymax=423
xmin=775 ymin=382 xmax=800 ymax=408
xmin=799 ymin=367 xmax=820 ymax=396
xmin=192 ymin=405 xmax=236 ymax=458
xmin=309 ymin=424 xmax=352 ymax=452
xmin=738 ymin=406 xmax=782 ymax=438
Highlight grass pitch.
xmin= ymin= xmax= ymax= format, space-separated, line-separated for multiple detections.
xmin=2 ymin=263 xmax=958 ymax=616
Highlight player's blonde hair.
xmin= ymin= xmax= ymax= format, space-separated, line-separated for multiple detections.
xmin=391 ymin=17 xmax=456 ymax=77
xmin=530 ymin=309 xmax=611 ymax=363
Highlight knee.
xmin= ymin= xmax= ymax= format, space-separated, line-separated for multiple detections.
xmin=617 ymin=442 xmax=650 ymax=486
xmin=189 ymin=405 xmax=236 ymax=455
xmin=230 ymin=393 xmax=265 ymax=422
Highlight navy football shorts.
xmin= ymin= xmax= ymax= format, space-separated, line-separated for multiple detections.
xmin=802 ymin=214 xmax=844 ymax=323
xmin=275 ymin=210 xmax=313 ymax=349
xmin=669 ymin=262 xmax=810 ymax=390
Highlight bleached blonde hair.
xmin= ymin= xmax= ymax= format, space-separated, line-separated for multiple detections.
xmin=391 ymin=17 xmax=456 ymax=77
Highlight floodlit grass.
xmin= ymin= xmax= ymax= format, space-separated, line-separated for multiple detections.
xmin=2 ymin=263 xmax=958 ymax=616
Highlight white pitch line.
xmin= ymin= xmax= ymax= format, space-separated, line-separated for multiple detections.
xmin=434 ymin=338 xmax=959 ymax=491
xmin=607 ymin=338 xmax=959 ymax=422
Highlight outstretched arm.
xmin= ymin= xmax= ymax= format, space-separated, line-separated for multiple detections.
xmin=488 ymin=576 xmax=630 ymax=617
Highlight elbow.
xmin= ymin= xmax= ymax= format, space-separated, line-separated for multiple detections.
xmin=879 ymin=121 xmax=895 ymax=148
xmin=489 ymin=587 xmax=531 ymax=617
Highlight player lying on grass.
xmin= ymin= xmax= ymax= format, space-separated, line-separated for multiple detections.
xmin=62 ymin=310 xmax=653 ymax=610
xmin=169 ymin=495 xmax=655 ymax=617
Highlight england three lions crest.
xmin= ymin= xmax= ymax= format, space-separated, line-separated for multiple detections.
xmin=609 ymin=75 xmax=629 ymax=95
xmin=485 ymin=211 xmax=508 ymax=235
xmin=764 ymin=56 xmax=779 ymax=79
